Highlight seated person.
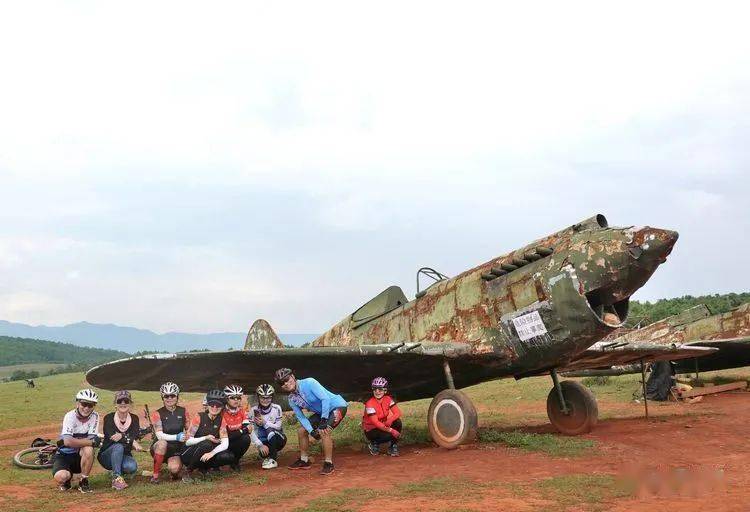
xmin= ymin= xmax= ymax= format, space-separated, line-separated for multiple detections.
xmin=249 ymin=384 xmax=286 ymax=469
xmin=180 ymin=389 xmax=234 ymax=478
xmin=149 ymin=381 xmax=189 ymax=484
xmin=52 ymin=389 xmax=101 ymax=493
xmin=363 ymin=377 xmax=402 ymax=456
xmin=97 ymin=390 xmax=145 ymax=490
xmin=221 ymin=384 xmax=252 ymax=471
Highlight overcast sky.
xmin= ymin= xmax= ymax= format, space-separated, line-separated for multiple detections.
xmin=0 ymin=2 xmax=748 ymax=333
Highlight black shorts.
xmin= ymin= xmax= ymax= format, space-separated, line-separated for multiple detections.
xmin=52 ymin=452 xmax=81 ymax=476
xmin=308 ymin=407 xmax=347 ymax=430
xmin=150 ymin=440 xmax=185 ymax=459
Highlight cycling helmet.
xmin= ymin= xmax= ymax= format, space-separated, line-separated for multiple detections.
xmin=371 ymin=377 xmax=388 ymax=389
xmin=256 ymin=384 xmax=275 ymax=398
xmin=75 ymin=388 xmax=99 ymax=403
xmin=223 ymin=384 xmax=243 ymax=397
xmin=274 ymin=368 xmax=293 ymax=384
xmin=205 ymin=389 xmax=227 ymax=405
xmin=160 ymin=382 xmax=180 ymax=397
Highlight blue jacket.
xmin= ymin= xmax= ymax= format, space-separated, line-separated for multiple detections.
xmin=287 ymin=378 xmax=347 ymax=433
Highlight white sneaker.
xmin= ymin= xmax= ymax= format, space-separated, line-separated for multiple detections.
xmin=261 ymin=458 xmax=278 ymax=469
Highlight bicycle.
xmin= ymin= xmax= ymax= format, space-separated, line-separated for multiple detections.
xmin=13 ymin=438 xmax=56 ymax=470
xmin=13 ymin=428 xmax=152 ymax=470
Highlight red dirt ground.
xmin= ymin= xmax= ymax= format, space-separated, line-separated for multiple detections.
xmin=3 ymin=392 xmax=750 ymax=511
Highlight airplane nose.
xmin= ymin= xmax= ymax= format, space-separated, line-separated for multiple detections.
xmin=629 ymin=227 xmax=679 ymax=263
xmin=563 ymin=225 xmax=679 ymax=327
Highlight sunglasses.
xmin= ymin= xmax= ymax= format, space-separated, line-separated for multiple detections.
xmin=279 ymin=377 xmax=293 ymax=386
xmin=116 ymin=399 xmax=131 ymax=405
xmin=227 ymin=395 xmax=242 ymax=400
xmin=372 ymin=387 xmax=387 ymax=391
xmin=162 ymin=394 xmax=177 ymax=399
xmin=208 ymin=402 xmax=224 ymax=408
xmin=79 ymin=402 xmax=96 ymax=408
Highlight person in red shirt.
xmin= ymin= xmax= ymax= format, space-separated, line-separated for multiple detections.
xmin=221 ymin=384 xmax=252 ymax=471
xmin=362 ymin=377 xmax=402 ymax=456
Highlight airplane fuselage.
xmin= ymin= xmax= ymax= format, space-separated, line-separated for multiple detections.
xmin=313 ymin=215 xmax=678 ymax=380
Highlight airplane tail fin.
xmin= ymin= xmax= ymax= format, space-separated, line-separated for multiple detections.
xmin=244 ymin=319 xmax=285 ymax=350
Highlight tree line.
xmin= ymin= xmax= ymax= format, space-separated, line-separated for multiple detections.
xmin=627 ymin=292 xmax=750 ymax=327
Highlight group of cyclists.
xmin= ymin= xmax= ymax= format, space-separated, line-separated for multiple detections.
xmin=52 ymin=368 xmax=403 ymax=491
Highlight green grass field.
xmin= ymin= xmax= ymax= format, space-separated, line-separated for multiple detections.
xmin=0 ymin=363 xmax=67 ymax=380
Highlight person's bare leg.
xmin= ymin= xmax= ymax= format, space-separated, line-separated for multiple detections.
xmin=321 ymin=432 xmax=333 ymax=463
xmin=167 ymin=456 xmax=182 ymax=477
xmin=79 ymin=446 xmax=94 ymax=476
xmin=298 ymin=426 xmax=310 ymax=460
xmin=153 ymin=440 xmax=167 ymax=455
xmin=54 ymin=469 xmax=71 ymax=485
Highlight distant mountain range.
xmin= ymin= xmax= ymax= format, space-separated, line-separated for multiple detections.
xmin=0 ymin=320 xmax=318 ymax=353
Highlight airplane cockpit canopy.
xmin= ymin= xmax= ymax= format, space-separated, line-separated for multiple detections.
xmin=351 ymin=285 xmax=408 ymax=328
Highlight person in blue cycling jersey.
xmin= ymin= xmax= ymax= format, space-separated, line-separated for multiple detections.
xmin=275 ymin=368 xmax=347 ymax=476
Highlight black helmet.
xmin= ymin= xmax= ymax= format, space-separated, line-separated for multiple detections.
xmin=274 ymin=368 xmax=293 ymax=384
xmin=205 ymin=389 xmax=227 ymax=406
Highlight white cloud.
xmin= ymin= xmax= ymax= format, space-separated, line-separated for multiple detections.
xmin=0 ymin=1 xmax=748 ymax=332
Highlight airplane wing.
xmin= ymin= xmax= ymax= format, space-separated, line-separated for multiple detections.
xmin=559 ymin=341 xmax=718 ymax=373
xmin=86 ymin=342 xmax=511 ymax=403
xmin=675 ymin=336 xmax=750 ymax=373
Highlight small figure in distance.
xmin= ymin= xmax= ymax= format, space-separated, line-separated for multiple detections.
xmin=26 ymin=379 xmax=35 ymax=388
xmin=276 ymin=368 xmax=348 ymax=476
xmin=53 ymin=389 xmax=101 ymax=493
xmin=363 ymin=377 xmax=402 ymax=457
xmin=249 ymin=384 xmax=286 ymax=469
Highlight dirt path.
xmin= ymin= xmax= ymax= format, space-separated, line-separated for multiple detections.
xmin=4 ymin=392 xmax=750 ymax=511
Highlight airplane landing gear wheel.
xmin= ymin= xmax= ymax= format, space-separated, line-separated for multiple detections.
xmin=427 ymin=389 xmax=478 ymax=449
xmin=546 ymin=380 xmax=598 ymax=435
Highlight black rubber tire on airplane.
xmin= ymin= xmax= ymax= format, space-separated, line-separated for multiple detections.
xmin=427 ymin=389 xmax=478 ymax=449
xmin=546 ymin=380 xmax=598 ymax=435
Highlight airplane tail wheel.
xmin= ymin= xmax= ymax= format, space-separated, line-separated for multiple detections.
xmin=546 ymin=380 xmax=598 ymax=435
xmin=427 ymin=389 xmax=478 ymax=449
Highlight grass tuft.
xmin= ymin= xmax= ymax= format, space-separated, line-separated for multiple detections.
xmin=534 ymin=473 xmax=633 ymax=505
xmin=582 ymin=375 xmax=611 ymax=387
xmin=478 ymin=429 xmax=595 ymax=457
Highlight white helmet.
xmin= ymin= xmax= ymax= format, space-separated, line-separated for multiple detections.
xmin=223 ymin=384 xmax=243 ymax=397
xmin=75 ymin=388 xmax=99 ymax=403
xmin=160 ymin=382 xmax=180 ymax=397
xmin=256 ymin=383 xmax=275 ymax=398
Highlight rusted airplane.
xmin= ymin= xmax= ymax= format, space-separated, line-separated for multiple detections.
xmin=565 ymin=303 xmax=750 ymax=377
xmin=87 ymin=214 xmax=714 ymax=448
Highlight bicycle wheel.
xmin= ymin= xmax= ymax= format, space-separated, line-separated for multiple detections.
xmin=13 ymin=447 xmax=54 ymax=469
